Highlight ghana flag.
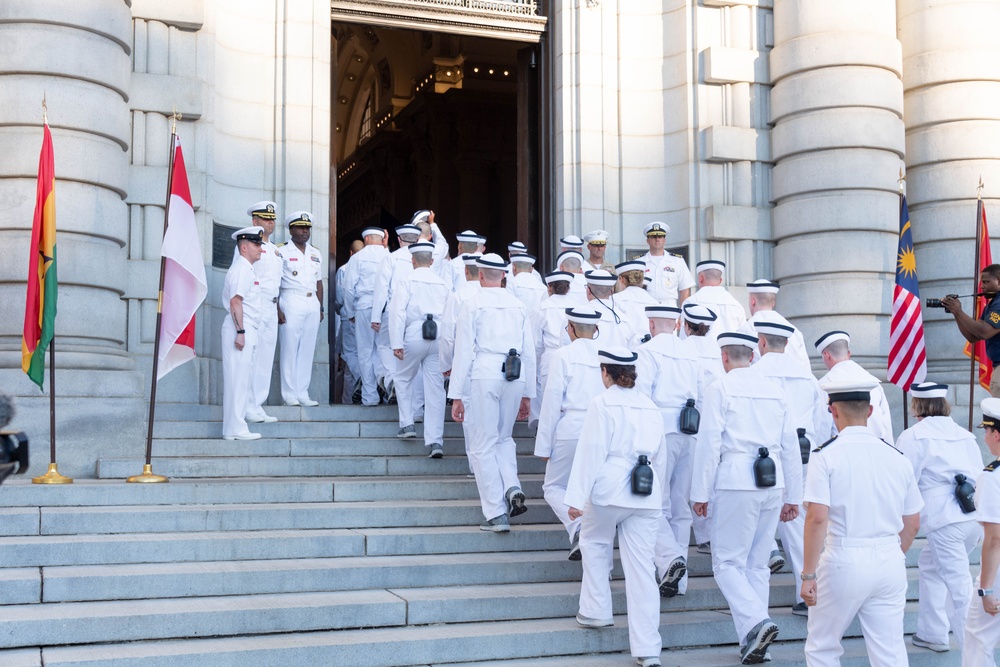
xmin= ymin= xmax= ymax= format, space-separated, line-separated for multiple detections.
xmin=21 ymin=122 xmax=57 ymax=389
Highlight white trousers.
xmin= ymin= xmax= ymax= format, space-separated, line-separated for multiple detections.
xmin=222 ymin=319 xmax=258 ymax=437
xmin=964 ymin=569 xmax=1000 ymax=667
xmin=467 ymin=378 xmax=523 ymax=520
xmin=917 ymin=520 xmax=981 ymax=647
xmin=342 ymin=308 xmax=360 ymax=379
xmin=805 ymin=537 xmax=908 ymax=667
xmin=711 ymin=487 xmax=782 ymax=642
xmin=279 ymin=292 xmax=320 ymax=404
xmin=776 ymin=512 xmax=806 ymax=604
xmin=579 ymin=503 xmax=662 ymax=658
xmin=375 ymin=312 xmax=396 ymax=387
xmin=247 ymin=304 xmax=278 ymax=415
xmin=655 ymin=432 xmax=694 ymax=593
xmin=543 ymin=436 xmax=582 ymax=541
xmin=354 ymin=308 xmax=380 ymax=405
xmin=395 ymin=332 xmax=444 ymax=448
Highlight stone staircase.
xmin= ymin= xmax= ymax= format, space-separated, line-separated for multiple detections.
xmin=0 ymin=404 xmax=966 ymax=665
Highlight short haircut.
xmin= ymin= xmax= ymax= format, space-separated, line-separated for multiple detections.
xmin=824 ymin=339 xmax=850 ymax=359
xmin=701 ymin=268 xmax=722 ymax=283
xmin=411 ymin=251 xmax=433 ymax=266
xmin=480 ymin=267 xmax=504 ymax=282
xmin=910 ymin=396 xmax=951 ymax=419
xmin=588 ymin=284 xmax=613 ymax=299
xmin=983 ymin=264 xmax=1000 ymax=281
xmin=560 ymin=257 xmax=582 ymax=271
xmin=835 ymin=399 xmax=871 ymax=420
xmin=753 ymin=292 xmax=776 ymax=308
xmin=722 ymin=345 xmax=753 ymax=363
xmin=551 ymin=281 xmax=569 ymax=295
xmin=398 ymin=233 xmax=419 ymax=244
xmin=465 ymin=265 xmax=480 ymax=279
xmin=760 ymin=333 xmax=788 ymax=351
xmin=570 ymin=321 xmax=597 ymax=337
xmin=458 ymin=241 xmax=479 ymax=254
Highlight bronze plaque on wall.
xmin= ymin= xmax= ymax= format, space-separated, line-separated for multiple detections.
xmin=212 ymin=221 xmax=239 ymax=269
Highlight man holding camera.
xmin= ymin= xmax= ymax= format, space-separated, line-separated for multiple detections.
xmin=941 ymin=264 xmax=1000 ymax=397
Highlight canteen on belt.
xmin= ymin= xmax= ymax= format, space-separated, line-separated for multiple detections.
xmin=422 ymin=314 xmax=437 ymax=340
xmin=753 ymin=447 xmax=777 ymax=488
xmin=797 ymin=428 xmax=811 ymax=465
xmin=679 ymin=398 xmax=700 ymax=435
xmin=503 ymin=348 xmax=521 ymax=382
xmin=955 ymin=474 xmax=977 ymax=514
xmin=631 ymin=455 xmax=654 ymax=496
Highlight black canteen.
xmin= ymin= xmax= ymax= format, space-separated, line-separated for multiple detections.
xmin=797 ymin=428 xmax=810 ymax=465
xmin=422 ymin=314 xmax=437 ymax=340
xmin=631 ymin=455 xmax=654 ymax=496
xmin=955 ymin=474 xmax=977 ymax=514
xmin=679 ymin=398 xmax=700 ymax=435
xmin=753 ymin=447 xmax=777 ymax=488
xmin=503 ymin=348 xmax=521 ymax=382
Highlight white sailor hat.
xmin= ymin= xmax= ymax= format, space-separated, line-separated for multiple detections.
xmin=462 ymin=252 xmax=483 ymax=266
xmin=585 ymin=230 xmax=609 ymax=245
xmin=819 ymin=377 xmax=877 ymax=403
xmin=232 ymin=226 xmax=264 ymax=243
xmin=409 ymin=210 xmax=432 ymax=225
xmin=717 ymin=332 xmax=758 ymax=350
xmin=395 ymin=224 xmax=421 ymax=236
xmin=361 ymin=226 xmax=385 ymax=239
xmin=682 ymin=303 xmax=718 ymax=323
xmin=476 ymin=253 xmax=508 ymax=270
xmin=510 ymin=253 xmax=536 ymax=266
xmin=643 ymin=221 xmax=669 ymax=237
xmin=247 ymin=201 xmax=277 ymax=219
xmin=645 ymin=305 xmax=682 ymax=318
xmin=560 ymin=234 xmax=585 ymax=249
xmin=585 ymin=269 xmax=617 ymax=286
xmin=643 ymin=274 xmax=652 ymax=285
xmin=598 ymin=346 xmax=638 ymax=365
xmin=910 ymin=382 xmax=948 ymax=399
xmin=456 ymin=230 xmax=486 ymax=244
xmin=556 ymin=250 xmax=585 ymax=267
xmin=753 ymin=321 xmax=794 ymax=338
xmin=286 ymin=211 xmax=313 ymax=227
xmin=747 ymin=279 xmax=780 ymax=294
xmin=980 ymin=397 xmax=1000 ymax=428
xmin=615 ymin=260 xmax=645 ymax=273
xmin=815 ymin=330 xmax=850 ymax=352
xmin=565 ymin=306 xmax=602 ymax=325
xmin=544 ymin=270 xmax=573 ymax=284
xmin=697 ymin=259 xmax=725 ymax=274
xmin=507 ymin=241 xmax=527 ymax=253
xmin=407 ymin=241 xmax=435 ymax=254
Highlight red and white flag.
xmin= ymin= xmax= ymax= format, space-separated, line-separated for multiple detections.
xmin=157 ymin=134 xmax=207 ymax=379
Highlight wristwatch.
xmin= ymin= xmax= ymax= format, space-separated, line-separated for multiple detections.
xmin=236 ymin=329 xmax=246 ymax=334
xmin=800 ymin=572 xmax=817 ymax=581
xmin=979 ymin=588 xmax=994 ymax=597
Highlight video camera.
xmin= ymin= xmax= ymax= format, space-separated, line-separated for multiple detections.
xmin=0 ymin=392 xmax=28 ymax=485
xmin=926 ymin=293 xmax=984 ymax=310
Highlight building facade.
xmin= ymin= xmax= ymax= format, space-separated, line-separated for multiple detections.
xmin=0 ymin=0 xmax=998 ymax=477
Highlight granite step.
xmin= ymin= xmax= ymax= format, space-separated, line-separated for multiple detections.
xmin=151 ymin=420 xmax=535 ymax=440
xmin=153 ymin=403 xmax=402 ymax=422
xmin=149 ymin=436 xmax=534 ymax=458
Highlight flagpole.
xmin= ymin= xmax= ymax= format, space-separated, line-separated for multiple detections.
xmin=32 ymin=97 xmax=71 ymax=485
xmin=969 ymin=180 xmax=985 ymax=431
xmin=127 ymin=112 xmax=181 ymax=483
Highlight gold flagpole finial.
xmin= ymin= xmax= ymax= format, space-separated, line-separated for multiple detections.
xmin=170 ymin=105 xmax=182 ymax=134
xmin=42 ymin=93 xmax=47 ymax=125
xmin=979 ymin=176 xmax=985 ymax=200
xmin=898 ymin=168 xmax=905 ymax=194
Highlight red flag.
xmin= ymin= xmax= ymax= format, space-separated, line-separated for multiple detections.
xmin=888 ymin=194 xmax=927 ymax=390
xmin=964 ymin=201 xmax=993 ymax=390
xmin=157 ymin=134 xmax=207 ymax=379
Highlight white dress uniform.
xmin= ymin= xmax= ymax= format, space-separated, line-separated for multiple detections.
xmin=742 ymin=310 xmax=811 ymax=371
xmin=335 ymin=262 xmax=360 ymax=403
xmin=690 ymin=361 xmax=802 ymax=647
xmin=818 ymin=359 xmax=895 ymax=444
xmin=896 ymin=413 xmax=983 ymax=649
xmin=439 ymin=276 xmax=481 ymax=471
xmin=754 ymin=348 xmax=828 ymax=606
xmin=569 ymin=273 xmax=588 ymax=300
xmin=615 ymin=286 xmax=659 ymax=337
xmin=565 ymin=381 xmax=667 ymax=661
xmin=222 ymin=253 xmax=262 ymax=438
xmin=507 ymin=271 xmax=548 ymax=312
xmin=388 ymin=264 xmax=450 ymax=451
xmin=683 ymin=285 xmax=747 ymax=339
xmin=245 ymin=238 xmax=282 ymax=417
xmin=638 ymin=251 xmax=695 ymax=306
xmin=371 ymin=246 xmax=414 ymax=391
xmin=803 ymin=425 xmax=923 ymax=667
xmin=964 ymin=455 xmax=1000 ymax=666
xmin=448 ymin=284 xmax=537 ymax=521
xmin=535 ymin=336 xmax=604 ymax=542
xmin=342 ymin=241 xmax=390 ymax=405
xmin=276 ymin=238 xmax=323 ymax=405
xmin=588 ymin=296 xmax=641 ymax=351
xmin=636 ymin=329 xmax=700 ymax=594
xmin=532 ymin=292 xmax=581 ymax=422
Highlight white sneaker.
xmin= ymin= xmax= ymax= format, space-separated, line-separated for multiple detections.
xmin=911 ymin=635 xmax=950 ymax=652
xmin=284 ymin=400 xmax=301 ymax=407
xmin=224 ymin=432 xmax=261 ymax=441
xmin=299 ymin=398 xmax=319 ymax=407
xmin=575 ymin=613 xmax=613 ymax=628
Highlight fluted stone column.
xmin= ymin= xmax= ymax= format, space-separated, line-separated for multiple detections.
xmin=899 ymin=0 xmax=1000 ymax=383
xmin=770 ymin=0 xmax=905 ymax=371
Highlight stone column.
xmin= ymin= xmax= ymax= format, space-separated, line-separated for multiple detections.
xmin=769 ymin=0 xmax=905 ymax=370
xmin=898 ymin=0 xmax=1000 ymax=383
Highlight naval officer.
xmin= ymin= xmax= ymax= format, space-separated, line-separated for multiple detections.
xmin=276 ymin=211 xmax=323 ymax=406
xmin=243 ymin=201 xmax=281 ymax=423
xmin=637 ymin=222 xmax=695 ymax=307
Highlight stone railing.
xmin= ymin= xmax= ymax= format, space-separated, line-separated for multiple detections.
xmin=332 ymin=0 xmax=546 ymax=42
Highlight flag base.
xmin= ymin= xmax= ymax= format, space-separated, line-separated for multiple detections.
xmin=126 ymin=464 xmax=169 ymax=484
xmin=32 ymin=462 xmax=73 ymax=485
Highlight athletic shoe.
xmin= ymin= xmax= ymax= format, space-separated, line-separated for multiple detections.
xmin=791 ymin=602 xmax=808 ymax=617
xmin=575 ymin=613 xmax=613 ymax=628
xmin=223 ymin=432 xmax=261 ymax=441
xmin=428 ymin=445 xmax=443 ymax=459
xmin=505 ymin=486 xmax=528 ymax=517
xmin=636 ymin=658 xmax=662 ymax=667
xmin=284 ymin=400 xmax=301 ymax=407
xmin=696 ymin=542 xmax=711 ymax=554
xmin=768 ymin=549 xmax=785 ymax=574
xmin=397 ymin=425 xmax=416 ymax=439
xmin=740 ymin=619 xmax=779 ymax=665
xmin=299 ymin=398 xmax=319 ymax=407
xmin=258 ymin=412 xmax=278 ymax=423
xmin=658 ymin=557 xmax=687 ymax=598
xmin=568 ymin=528 xmax=582 ymax=561
xmin=911 ymin=635 xmax=950 ymax=652
xmin=480 ymin=514 xmax=510 ymax=532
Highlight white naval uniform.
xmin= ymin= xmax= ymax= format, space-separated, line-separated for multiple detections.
xmin=342 ymin=243 xmax=390 ymax=405
xmin=439 ymin=279 xmax=481 ymax=471
xmin=818 ymin=360 xmax=895 ymax=445
xmin=896 ymin=416 xmax=984 ymax=649
xmin=755 ymin=350 xmax=828 ymax=605
xmin=221 ymin=255 xmax=262 ymax=438
xmin=507 ymin=271 xmax=548 ymax=312
xmin=565 ymin=384 xmax=667 ymax=660
xmin=534 ymin=337 xmax=604 ymax=542
xmin=636 ymin=332 xmax=700 ymax=594
xmin=690 ymin=366 xmax=803 ymax=645
xmin=639 ymin=251 xmax=696 ymax=306
xmin=335 ymin=263 xmax=359 ymax=403
xmin=741 ymin=310 xmax=811 ymax=372
xmin=963 ymin=459 xmax=1000 ymax=666
xmin=615 ymin=286 xmax=659 ymax=337
xmin=371 ymin=246 xmax=414 ymax=391
xmin=532 ymin=293 xmax=582 ymax=423
xmin=803 ymin=426 xmax=923 ymax=667
xmin=448 ymin=287 xmax=536 ymax=520
xmin=276 ymin=241 xmax=323 ymax=404
xmin=587 ymin=296 xmax=641 ymax=351
xmin=569 ymin=273 xmax=588 ymax=300
xmin=388 ymin=266 xmax=450 ymax=449
xmin=245 ymin=240 xmax=281 ymax=416
xmin=682 ymin=285 xmax=747 ymax=340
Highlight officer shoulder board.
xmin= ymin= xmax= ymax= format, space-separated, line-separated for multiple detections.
xmin=669 ymin=251 xmax=684 ymax=259
xmin=277 ymin=242 xmax=288 ymax=247
xmin=984 ymin=459 xmax=1000 ymax=473
xmin=812 ymin=436 xmax=836 ymax=453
